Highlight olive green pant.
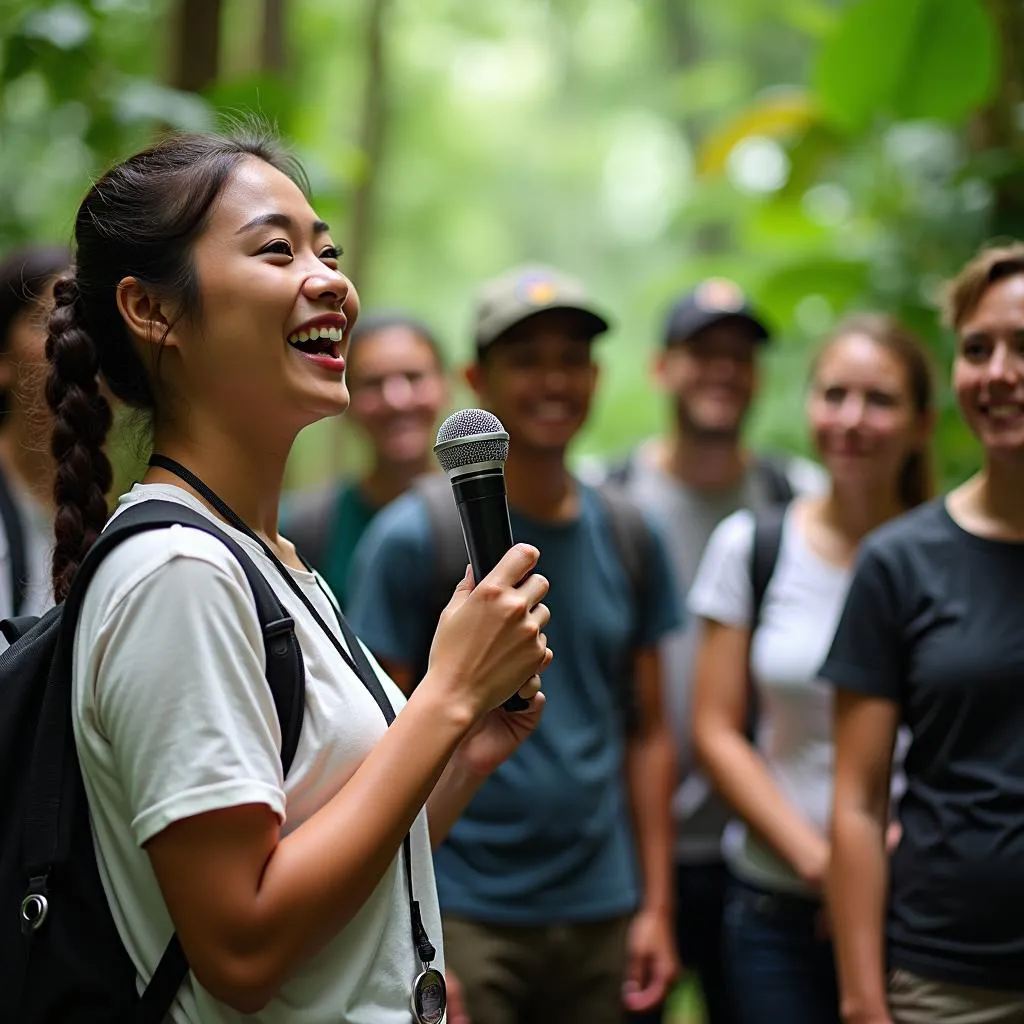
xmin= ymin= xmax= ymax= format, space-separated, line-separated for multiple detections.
xmin=443 ymin=913 xmax=631 ymax=1024
xmin=889 ymin=968 xmax=1024 ymax=1023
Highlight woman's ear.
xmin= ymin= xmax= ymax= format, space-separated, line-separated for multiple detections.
xmin=115 ymin=277 xmax=174 ymax=351
xmin=463 ymin=361 xmax=483 ymax=396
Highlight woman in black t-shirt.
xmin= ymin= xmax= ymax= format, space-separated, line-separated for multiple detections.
xmin=823 ymin=242 xmax=1024 ymax=1023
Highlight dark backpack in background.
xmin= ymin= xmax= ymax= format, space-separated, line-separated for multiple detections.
xmin=0 ymin=462 xmax=29 ymax=617
xmin=413 ymin=472 xmax=655 ymax=732
xmin=0 ymin=500 xmax=305 ymax=1023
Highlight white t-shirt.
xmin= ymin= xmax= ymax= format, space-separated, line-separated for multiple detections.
xmin=688 ymin=504 xmax=849 ymax=896
xmin=71 ymin=483 xmax=443 ymax=1024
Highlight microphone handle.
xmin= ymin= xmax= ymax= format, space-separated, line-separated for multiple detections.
xmin=452 ymin=469 xmax=530 ymax=712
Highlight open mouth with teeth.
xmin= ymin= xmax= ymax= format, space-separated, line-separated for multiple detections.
xmin=287 ymin=325 xmax=343 ymax=357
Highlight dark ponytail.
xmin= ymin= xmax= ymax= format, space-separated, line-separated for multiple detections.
xmin=46 ymin=274 xmax=114 ymax=602
xmin=47 ymin=125 xmax=306 ymax=600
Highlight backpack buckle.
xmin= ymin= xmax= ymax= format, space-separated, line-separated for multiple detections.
xmin=263 ymin=616 xmax=295 ymax=658
xmin=20 ymin=875 xmax=49 ymax=935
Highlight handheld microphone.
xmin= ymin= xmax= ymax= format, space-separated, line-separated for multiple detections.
xmin=434 ymin=409 xmax=529 ymax=712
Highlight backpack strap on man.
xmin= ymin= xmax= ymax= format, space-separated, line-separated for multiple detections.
xmin=752 ymin=454 xmax=795 ymax=507
xmin=22 ymin=500 xmax=305 ymax=1024
xmin=0 ymin=464 xmax=28 ymax=616
xmin=595 ymin=481 xmax=654 ymax=733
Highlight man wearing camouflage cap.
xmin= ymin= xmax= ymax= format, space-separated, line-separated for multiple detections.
xmin=349 ymin=264 xmax=682 ymax=1023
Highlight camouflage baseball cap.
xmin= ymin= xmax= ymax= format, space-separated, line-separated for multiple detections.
xmin=472 ymin=264 xmax=610 ymax=352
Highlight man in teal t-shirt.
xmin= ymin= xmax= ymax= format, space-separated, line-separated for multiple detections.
xmin=282 ymin=311 xmax=448 ymax=607
xmin=348 ymin=266 xmax=682 ymax=1024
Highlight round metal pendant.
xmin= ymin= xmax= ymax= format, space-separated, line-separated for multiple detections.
xmin=411 ymin=967 xmax=447 ymax=1024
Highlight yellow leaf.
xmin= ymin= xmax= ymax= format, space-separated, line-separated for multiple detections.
xmin=697 ymin=89 xmax=820 ymax=178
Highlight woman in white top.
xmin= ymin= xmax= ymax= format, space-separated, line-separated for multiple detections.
xmin=46 ymin=128 xmax=552 ymax=1023
xmin=689 ymin=315 xmax=935 ymax=1023
xmin=0 ymin=244 xmax=69 ymax=620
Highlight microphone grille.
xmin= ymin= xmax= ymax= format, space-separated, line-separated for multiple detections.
xmin=434 ymin=409 xmax=509 ymax=472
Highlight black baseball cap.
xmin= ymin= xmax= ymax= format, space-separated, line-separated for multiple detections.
xmin=663 ymin=277 xmax=770 ymax=346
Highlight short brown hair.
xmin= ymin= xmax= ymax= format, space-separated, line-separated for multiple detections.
xmin=941 ymin=241 xmax=1024 ymax=330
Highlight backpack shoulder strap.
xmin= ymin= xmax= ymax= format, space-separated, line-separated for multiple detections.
xmin=0 ymin=463 xmax=28 ymax=616
xmin=26 ymin=501 xmax=305 ymax=1024
xmin=595 ymin=482 xmax=654 ymax=733
xmin=595 ymin=481 xmax=651 ymax=616
xmin=750 ymin=503 xmax=787 ymax=629
xmin=752 ymin=454 xmax=795 ymax=507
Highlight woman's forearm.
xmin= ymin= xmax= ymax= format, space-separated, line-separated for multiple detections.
xmin=697 ymin=726 xmax=828 ymax=884
xmin=160 ymin=677 xmax=474 ymax=1011
xmin=830 ymin=804 xmax=892 ymax=1022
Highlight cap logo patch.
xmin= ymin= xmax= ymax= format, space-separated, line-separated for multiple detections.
xmin=695 ymin=277 xmax=745 ymax=313
xmin=518 ymin=275 xmax=558 ymax=306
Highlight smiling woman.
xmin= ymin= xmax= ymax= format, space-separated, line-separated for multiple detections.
xmin=33 ymin=126 xmax=554 ymax=1024
xmin=824 ymin=243 xmax=1024 ymax=1024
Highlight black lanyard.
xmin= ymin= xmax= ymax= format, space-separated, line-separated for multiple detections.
xmin=147 ymin=455 xmax=437 ymax=972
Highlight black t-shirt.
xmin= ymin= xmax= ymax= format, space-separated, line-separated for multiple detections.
xmin=821 ymin=497 xmax=1024 ymax=991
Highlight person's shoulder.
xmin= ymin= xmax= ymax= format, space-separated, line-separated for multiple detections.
xmin=861 ymin=498 xmax=949 ymax=559
xmin=355 ymin=484 xmax=434 ymax=554
xmin=782 ymin=454 xmax=829 ymax=496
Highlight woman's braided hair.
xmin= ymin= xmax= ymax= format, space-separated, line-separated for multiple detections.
xmin=47 ymin=126 xmax=307 ymax=601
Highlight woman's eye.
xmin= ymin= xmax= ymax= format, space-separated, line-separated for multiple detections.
xmin=319 ymin=246 xmax=342 ymax=263
xmin=260 ymin=240 xmax=293 ymax=257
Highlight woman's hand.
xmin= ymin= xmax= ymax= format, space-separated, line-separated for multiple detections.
xmin=452 ymin=675 xmax=546 ymax=778
xmin=424 ymin=545 xmax=553 ymax=720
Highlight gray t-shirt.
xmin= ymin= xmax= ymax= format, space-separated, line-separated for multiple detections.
xmin=614 ymin=441 xmax=826 ymax=863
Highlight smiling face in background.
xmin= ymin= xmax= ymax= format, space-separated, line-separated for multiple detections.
xmin=808 ymin=332 xmax=925 ymax=497
xmin=345 ymin=323 xmax=447 ymax=468
xmin=148 ymin=157 xmax=359 ymax=441
xmin=467 ymin=309 xmax=599 ymax=455
xmin=657 ymin=320 xmax=760 ymax=442
xmin=954 ymin=272 xmax=1024 ymax=462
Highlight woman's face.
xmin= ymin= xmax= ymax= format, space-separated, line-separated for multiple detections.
xmin=1 ymin=286 xmax=55 ymax=423
xmin=345 ymin=326 xmax=447 ymax=467
xmin=953 ymin=273 xmax=1024 ymax=459
xmin=808 ymin=333 xmax=924 ymax=496
xmin=153 ymin=158 xmax=359 ymax=438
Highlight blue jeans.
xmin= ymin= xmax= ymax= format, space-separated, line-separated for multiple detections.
xmin=724 ymin=879 xmax=840 ymax=1024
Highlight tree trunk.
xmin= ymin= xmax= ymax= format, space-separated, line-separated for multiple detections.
xmin=973 ymin=0 xmax=1024 ymax=234
xmin=170 ymin=0 xmax=223 ymax=94
xmin=261 ymin=0 xmax=288 ymax=74
xmin=347 ymin=0 xmax=390 ymax=292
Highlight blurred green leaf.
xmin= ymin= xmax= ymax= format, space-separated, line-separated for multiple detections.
xmin=814 ymin=0 xmax=997 ymax=133
xmin=112 ymin=79 xmax=213 ymax=131
xmin=20 ymin=3 xmax=93 ymax=50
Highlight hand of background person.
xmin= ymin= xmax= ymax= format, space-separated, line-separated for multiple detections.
xmin=452 ymin=675 xmax=546 ymax=777
xmin=445 ymin=967 xmax=471 ymax=1024
xmin=425 ymin=545 xmax=552 ymax=719
xmin=621 ymin=907 xmax=680 ymax=1013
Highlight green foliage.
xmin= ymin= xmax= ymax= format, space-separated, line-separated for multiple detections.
xmin=1 ymin=0 xmax=1017 ymax=492
xmin=815 ymin=0 xmax=997 ymax=132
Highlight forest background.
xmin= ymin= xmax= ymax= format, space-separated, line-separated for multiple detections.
xmin=2 ymin=0 xmax=1022 ymax=491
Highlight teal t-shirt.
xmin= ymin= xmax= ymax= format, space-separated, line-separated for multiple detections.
xmin=347 ymin=482 xmax=682 ymax=924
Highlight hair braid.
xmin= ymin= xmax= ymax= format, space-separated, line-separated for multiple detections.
xmin=46 ymin=272 xmax=113 ymax=602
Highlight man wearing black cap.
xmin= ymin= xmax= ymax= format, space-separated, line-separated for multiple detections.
xmin=348 ymin=264 xmax=682 ymax=1024
xmin=608 ymin=277 xmax=825 ymax=1024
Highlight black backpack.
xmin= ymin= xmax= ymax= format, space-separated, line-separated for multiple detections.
xmin=0 ymin=500 xmax=305 ymax=1023
xmin=0 ymin=462 xmax=29 ymax=617
xmin=413 ymin=473 xmax=655 ymax=732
